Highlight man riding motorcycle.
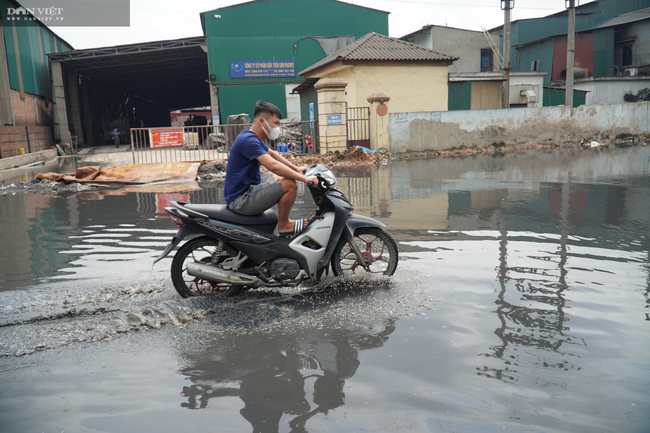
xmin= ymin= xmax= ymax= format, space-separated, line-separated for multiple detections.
xmin=224 ymin=100 xmax=318 ymax=237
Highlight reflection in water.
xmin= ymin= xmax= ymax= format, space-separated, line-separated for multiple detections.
xmin=336 ymin=146 xmax=650 ymax=385
xmin=335 ymin=146 xmax=650 ymax=235
xmin=646 ymin=248 xmax=650 ymax=320
xmin=0 ymin=193 xmax=70 ymax=290
xmin=481 ymin=183 xmax=579 ymax=382
xmin=0 ymin=186 xmax=226 ymax=291
xmin=176 ymin=293 xmax=396 ymax=432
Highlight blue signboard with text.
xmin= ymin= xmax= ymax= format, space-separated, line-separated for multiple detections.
xmin=230 ymin=60 xmax=296 ymax=78
xmin=327 ymin=114 xmax=342 ymax=125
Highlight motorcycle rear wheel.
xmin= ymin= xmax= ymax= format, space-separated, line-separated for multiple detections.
xmin=331 ymin=228 xmax=398 ymax=277
xmin=171 ymin=237 xmax=247 ymax=298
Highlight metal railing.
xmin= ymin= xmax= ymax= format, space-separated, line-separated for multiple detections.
xmin=130 ymin=121 xmax=319 ymax=164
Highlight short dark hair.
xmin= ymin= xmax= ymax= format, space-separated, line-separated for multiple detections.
xmin=253 ymin=100 xmax=282 ymax=120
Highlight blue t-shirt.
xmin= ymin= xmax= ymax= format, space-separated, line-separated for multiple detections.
xmin=224 ymin=129 xmax=269 ymax=204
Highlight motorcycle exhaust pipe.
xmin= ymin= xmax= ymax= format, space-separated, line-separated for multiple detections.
xmin=186 ymin=262 xmax=260 ymax=286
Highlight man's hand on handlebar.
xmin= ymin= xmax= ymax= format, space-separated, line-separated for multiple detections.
xmin=305 ymin=175 xmax=319 ymax=187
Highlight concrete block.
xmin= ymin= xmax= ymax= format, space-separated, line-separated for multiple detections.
xmin=0 ymin=149 xmax=57 ymax=171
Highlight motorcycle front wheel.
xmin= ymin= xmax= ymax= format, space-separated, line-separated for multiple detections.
xmin=171 ymin=237 xmax=247 ymax=298
xmin=331 ymin=228 xmax=398 ymax=277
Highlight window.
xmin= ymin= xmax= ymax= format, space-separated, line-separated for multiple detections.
xmin=621 ymin=43 xmax=633 ymax=67
xmin=616 ymin=40 xmax=634 ymax=68
xmin=481 ymin=48 xmax=494 ymax=72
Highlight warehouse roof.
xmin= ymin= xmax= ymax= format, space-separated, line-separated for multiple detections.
xmin=299 ymin=32 xmax=458 ymax=76
xmin=588 ymin=7 xmax=650 ymax=30
xmin=48 ymin=36 xmax=209 ymax=110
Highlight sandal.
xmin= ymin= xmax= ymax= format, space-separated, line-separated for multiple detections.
xmin=279 ymin=218 xmax=309 ymax=237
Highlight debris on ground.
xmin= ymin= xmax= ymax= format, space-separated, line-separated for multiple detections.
xmin=0 ymin=178 xmax=101 ymax=195
xmin=197 ymin=162 xmax=226 ymax=182
xmin=612 ymin=133 xmax=643 ymax=147
xmin=288 ymin=145 xmax=392 ymax=168
xmin=623 ymin=87 xmax=650 ymax=102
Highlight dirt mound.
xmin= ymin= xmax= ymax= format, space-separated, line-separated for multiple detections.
xmin=290 ymin=146 xmax=391 ymax=168
xmin=340 ymin=146 xmax=376 ymax=164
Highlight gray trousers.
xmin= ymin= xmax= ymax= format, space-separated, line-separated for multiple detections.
xmin=228 ymin=174 xmax=285 ymax=215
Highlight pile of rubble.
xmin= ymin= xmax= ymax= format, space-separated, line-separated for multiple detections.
xmin=0 ymin=178 xmax=100 ymax=195
xmin=196 ymin=162 xmax=227 ymax=182
xmin=289 ymin=146 xmax=392 ymax=168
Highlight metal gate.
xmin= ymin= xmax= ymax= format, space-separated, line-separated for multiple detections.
xmin=346 ymin=107 xmax=370 ymax=149
xmin=130 ymin=121 xmax=319 ymax=164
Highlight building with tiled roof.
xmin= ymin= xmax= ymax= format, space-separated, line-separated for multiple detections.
xmin=299 ymin=32 xmax=458 ymax=77
xmin=293 ymin=32 xmax=458 ymax=151
xmin=294 ymin=32 xmax=458 ymax=124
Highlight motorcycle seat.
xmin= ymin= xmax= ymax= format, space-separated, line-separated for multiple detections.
xmin=183 ymin=204 xmax=278 ymax=227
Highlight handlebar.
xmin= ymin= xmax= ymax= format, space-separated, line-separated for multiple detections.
xmin=307 ymin=174 xmax=329 ymax=190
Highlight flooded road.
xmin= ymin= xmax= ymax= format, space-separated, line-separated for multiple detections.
xmin=1 ymin=146 xmax=649 ymax=432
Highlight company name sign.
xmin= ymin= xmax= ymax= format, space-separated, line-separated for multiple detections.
xmin=230 ymin=61 xmax=296 ymax=78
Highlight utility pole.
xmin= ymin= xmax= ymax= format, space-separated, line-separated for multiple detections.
xmin=565 ymin=0 xmax=576 ymax=108
xmin=501 ymin=0 xmax=513 ymax=109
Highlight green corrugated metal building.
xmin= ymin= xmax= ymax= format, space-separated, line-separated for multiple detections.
xmin=200 ymin=0 xmax=389 ymax=122
xmin=0 ymin=0 xmax=72 ymax=155
xmin=1 ymin=0 xmax=72 ymax=98
xmin=493 ymin=0 xmax=650 ymax=83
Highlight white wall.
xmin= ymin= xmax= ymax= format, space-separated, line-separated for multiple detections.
xmin=573 ymin=77 xmax=650 ymax=105
xmin=389 ymin=102 xmax=650 ymax=152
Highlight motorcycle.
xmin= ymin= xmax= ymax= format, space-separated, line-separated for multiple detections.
xmin=154 ymin=164 xmax=398 ymax=298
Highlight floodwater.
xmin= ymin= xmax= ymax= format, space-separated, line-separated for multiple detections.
xmin=1 ymin=146 xmax=649 ymax=433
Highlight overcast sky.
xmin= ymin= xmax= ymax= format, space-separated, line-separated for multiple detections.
xmin=47 ymin=0 xmax=591 ymax=50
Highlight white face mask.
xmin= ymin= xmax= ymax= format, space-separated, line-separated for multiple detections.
xmin=262 ymin=118 xmax=281 ymax=141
